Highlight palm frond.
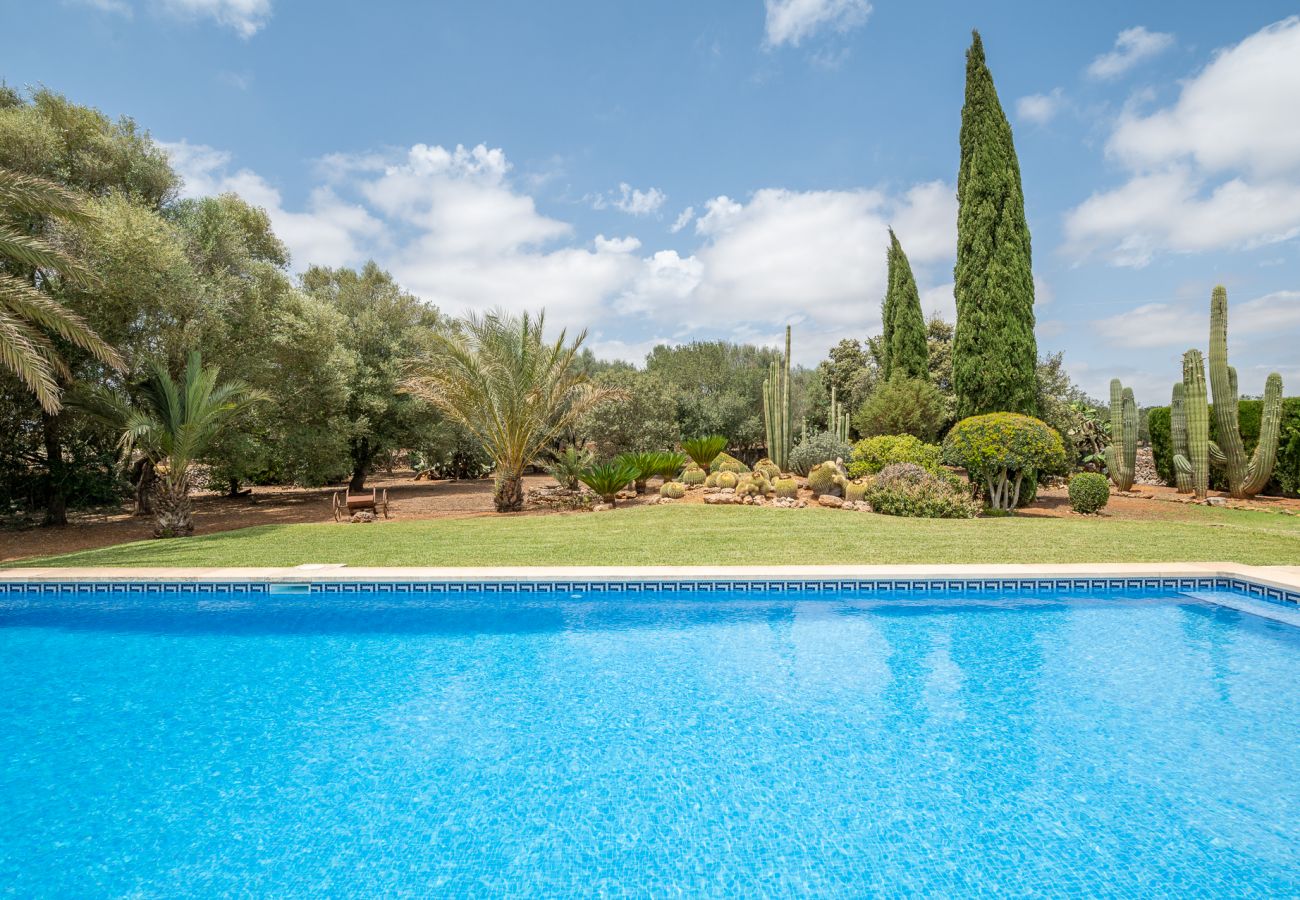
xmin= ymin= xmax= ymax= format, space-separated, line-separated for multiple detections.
xmin=0 ymin=167 xmax=96 ymax=226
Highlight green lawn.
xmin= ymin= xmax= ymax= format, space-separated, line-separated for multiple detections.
xmin=12 ymin=504 xmax=1300 ymax=568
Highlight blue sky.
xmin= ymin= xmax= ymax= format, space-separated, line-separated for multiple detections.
xmin=7 ymin=1 xmax=1300 ymax=402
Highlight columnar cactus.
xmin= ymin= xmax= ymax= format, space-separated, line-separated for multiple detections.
xmin=1207 ymin=286 xmax=1284 ymax=498
xmin=1104 ymin=379 xmax=1137 ymax=492
xmin=762 ymin=326 xmax=793 ymax=471
xmin=828 ymin=384 xmax=850 ymax=443
xmin=1169 ymin=383 xmax=1192 ymax=494
xmin=1181 ymin=349 xmax=1210 ymax=500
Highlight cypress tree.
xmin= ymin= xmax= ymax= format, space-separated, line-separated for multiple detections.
xmin=884 ymin=229 xmax=929 ymax=380
xmin=953 ymin=30 xmax=1037 ymax=418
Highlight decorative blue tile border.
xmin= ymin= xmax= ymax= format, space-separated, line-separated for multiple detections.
xmin=1 ymin=577 xmax=1297 ymax=607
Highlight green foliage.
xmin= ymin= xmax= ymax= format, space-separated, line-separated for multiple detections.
xmin=578 ymin=460 xmax=638 ymax=505
xmin=709 ymin=451 xmax=750 ymax=474
xmin=616 ymin=450 xmax=664 ymax=493
xmin=576 ymin=365 xmax=680 ymax=458
xmin=647 ymin=341 xmax=780 ymax=450
xmin=403 ymin=309 xmax=619 ymax=512
xmin=882 ymin=230 xmax=929 ymax=380
xmin=659 ymin=480 xmax=685 ymax=499
xmin=853 ymin=374 xmax=948 ymax=442
xmin=953 ymin=32 xmax=1038 ymax=419
xmin=943 ymin=413 xmax=1066 ymax=510
xmin=789 ymin=430 xmax=852 ymax=477
xmin=681 ymin=435 xmax=727 ymax=471
xmin=865 ymin=463 xmax=980 ymax=519
xmin=848 ymin=434 xmax=943 ymax=479
xmin=1068 ymin=472 xmax=1110 ymax=514
xmin=548 ymin=444 xmax=594 ymax=491
xmin=651 ymin=451 xmax=688 ymax=481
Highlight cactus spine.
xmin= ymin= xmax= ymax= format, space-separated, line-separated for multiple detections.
xmin=1182 ymin=349 xmax=1210 ymax=500
xmin=1170 ymin=382 xmax=1193 ymax=494
xmin=828 ymin=384 xmax=850 ymax=443
xmin=1207 ymin=286 xmax=1284 ymax=498
xmin=762 ymin=325 xmax=793 ymax=471
xmin=1104 ymin=378 xmax=1137 ymax=491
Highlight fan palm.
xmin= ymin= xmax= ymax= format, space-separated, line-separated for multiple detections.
xmin=74 ymin=352 xmax=263 ymax=537
xmin=403 ymin=310 xmax=623 ymax=512
xmin=0 ymin=166 xmax=123 ymax=412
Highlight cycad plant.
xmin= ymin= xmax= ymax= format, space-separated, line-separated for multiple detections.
xmin=578 ymin=460 xmax=640 ymax=506
xmin=403 ymin=310 xmax=622 ymax=512
xmin=74 ymin=353 xmax=263 ymax=537
xmin=0 ymin=166 xmax=123 ymax=411
xmin=681 ymin=435 xmax=727 ymax=473
xmin=615 ymin=450 xmax=684 ymax=494
xmin=547 ymin=444 xmax=594 ymax=491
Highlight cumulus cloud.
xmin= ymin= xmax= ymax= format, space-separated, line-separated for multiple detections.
xmin=1094 ymin=290 xmax=1300 ymax=349
xmin=163 ymin=137 xmax=963 ymax=364
xmin=592 ymin=183 xmax=667 ymax=216
xmin=76 ymin=0 xmax=271 ymax=35
xmin=764 ymin=0 xmax=871 ymax=48
xmin=669 ymin=206 xmax=695 ymax=233
xmin=1065 ymin=18 xmax=1300 ymax=265
xmin=1016 ymin=88 xmax=1064 ymax=125
xmin=1087 ymin=26 xmax=1174 ymax=79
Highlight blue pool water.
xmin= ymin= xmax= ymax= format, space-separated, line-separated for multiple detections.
xmin=2 ymin=585 xmax=1298 ymax=897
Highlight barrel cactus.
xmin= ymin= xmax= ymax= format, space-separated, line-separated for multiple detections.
xmin=704 ymin=471 xmax=719 ymax=488
xmin=716 ymin=471 xmax=739 ymax=490
xmin=807 ymin=462 xmax=846 ymax=498
xmin=753 ymin=457 xmax=781 ymax=480
xmin=773 ymin=476 xmax=798 ymax=499
xmin=844 ymin=479 xmax=869 ymax=503
xmin=710 ymin=452 xmax=750 ymax=474
xmin=681 ymin=466 xmax=706 ymax=486
xmin=659 ymin=481 xmax=686 ymax=499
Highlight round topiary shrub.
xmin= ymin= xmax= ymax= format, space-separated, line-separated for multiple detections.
xmin=789 ymin=431 xmax=853 ymax=476
xmin=865 ymin=464 xmax=981 ymax=519
xmin=847 ymin=434 xmax=943 ymax=479
xmin=1068 ymin=472 xmax=1110 ymax=514
xmin=942 ymin=413 xmax=1067 ymax=511
xmin=659 ymin=480 xmax=686 ymax=499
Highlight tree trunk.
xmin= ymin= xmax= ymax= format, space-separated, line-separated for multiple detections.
xmin=349 ymin=437 xmax=371 ymax=492
xmin=153 ymin=476 xmax=194 ymax=538
xmin=41 ymin=412 xmax=67 ymax=526
xmin=493 ymin=471 xmax=524 ymax=512
xmin=132 ymin=457 xmax=156 ymax=515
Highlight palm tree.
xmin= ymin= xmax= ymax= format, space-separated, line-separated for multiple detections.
xmin=74 ymin=352 xmax=263 ymax=537
xmin=403 ymin=310 xmax=622 ymax=512
xmin=0 ymin=166 xmax=123 ymax=412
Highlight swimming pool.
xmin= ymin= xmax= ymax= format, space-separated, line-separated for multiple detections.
xmin=2 ymin=579 xmax=1298 ymax=896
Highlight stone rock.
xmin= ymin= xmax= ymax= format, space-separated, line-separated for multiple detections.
xmin=818 ymin=495 xmax=844 ymax=509
xmin=1134 ymin=446 xmax=1162 ymax=486
xmin=349 ymin=510 xmax=377 ymax=524
xmin=616 ymin=490 xmax=637 ymax=500
xmin=656 ymin=497 xmax=673 ymax=504
xmin=704 ymin=492 xmax=740 ymax=505
xmin=1206 ymin=496 xmax=1228 ymax=507
xmin=593 ymin=503 xmax=614 ymax=512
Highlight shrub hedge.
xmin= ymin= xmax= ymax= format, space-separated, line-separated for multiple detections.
xmin=1068 ymin=472 xmax=1110 ymax=514
xmin=1147 ymin=397 xmax=1300 ymax=496
xmin=847 ymin=434 xmax=942 ymax=479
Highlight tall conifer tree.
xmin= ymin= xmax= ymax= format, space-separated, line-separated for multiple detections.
xmin=953 ymin=31 xmax=1037 ymax=417
xmin=883 ymin=229 xmax=928 ymax=380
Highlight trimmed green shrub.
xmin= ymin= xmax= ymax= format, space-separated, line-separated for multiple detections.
xmin=659 ymin=481 xmax=686 ymax=499
xmin=709 ymin=451 xmax=751 ymax=474
xmin=853 ymin=374 xmax=949 ymax=443
xmin=1149 ymin=397 xmax=1300 ymax=496
xmin=1068 ymin=472 xmax=1110 ymax=514
xmin=865 ymin=463 xmax=980 ymax=519
xmin=789 ymin=431 xmax=853 ymax=476
xmin=773 ymin=476 xmax=798 ymax=499
xmin=847 ymin=434 xmax=942 ymax=479
xmin=943 ymin=413 xmax=1066 ymax=511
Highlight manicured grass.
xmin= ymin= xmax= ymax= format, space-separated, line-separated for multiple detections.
xmin=13 ymin=504 xmax=1300 ymax=568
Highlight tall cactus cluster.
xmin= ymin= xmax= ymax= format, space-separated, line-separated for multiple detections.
xmin=762 ymin=325 xmax=793 ymax=471
xmin=1104 ymin=378 xmax=1137 ymax=491
xmin=1167 ymin=287 xmax=1283 ymax=500
xmin=828 ymin=384 xmax=850 ymax=443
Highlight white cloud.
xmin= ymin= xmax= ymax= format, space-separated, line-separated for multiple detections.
xmin=592 ymin=183 xmax=667 ymax=216
xmin=70 ymin=0 xmax=132 ymax=15
xmin=1065 ymin=18 xmax=1300 ymax=265
xmin=669 ymin=206 xmax=695 ymax=233
xmin=1016 ymin=88 xmax=1064 ymax=125
xmin=764 ymin=0 xmax=871 ymax=48
xmin=159 ymin=0 xmax=271 ymax=37
xmin=1094 ymin=290 xmax=1300 ymax=348
xmin=1087 ymin=26 xmax=1174 ymax=79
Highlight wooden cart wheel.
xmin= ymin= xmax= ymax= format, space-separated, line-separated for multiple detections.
xmin=379 ymin=488 xmax=390 ymax=519
xmin=331 ymin=491 xmax=344 ymax=522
